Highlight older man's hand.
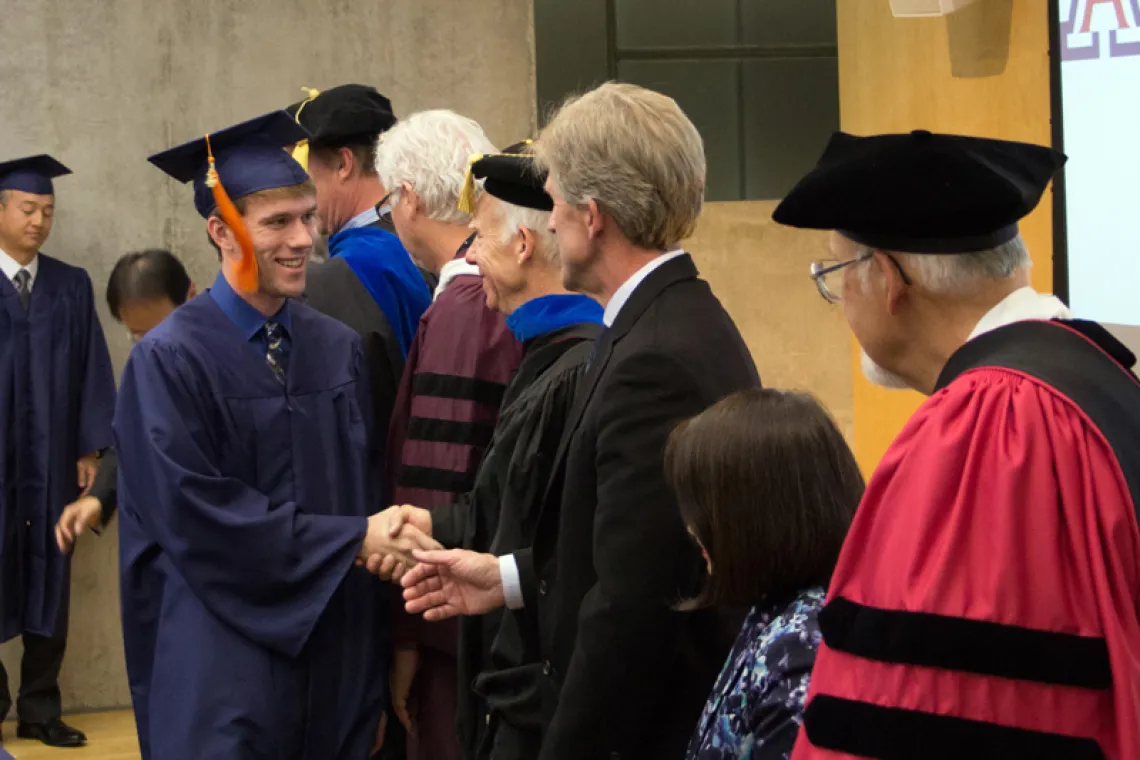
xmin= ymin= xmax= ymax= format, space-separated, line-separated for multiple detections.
xmin=401 ymin=549 xmax=506 ymax=621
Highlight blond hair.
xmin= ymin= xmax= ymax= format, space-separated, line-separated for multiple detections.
xmin=534 ymin=82 xmax=706 ymax=251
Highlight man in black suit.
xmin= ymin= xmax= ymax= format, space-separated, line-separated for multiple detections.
xmin=399 ymin=82 xmax=760 ymax=760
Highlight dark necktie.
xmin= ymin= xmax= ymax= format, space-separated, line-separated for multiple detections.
xmin=13 ymin=269 xmax=31 ymax=312
xmin=264 ymin=320 xmax=287 ymax=385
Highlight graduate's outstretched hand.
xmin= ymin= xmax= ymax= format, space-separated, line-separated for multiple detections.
xmin=385 ymin=504 xmax=433 ymax=542
xmin=361 ymin=516 xmax=441 ymax=582
xmin=55 ymin=495 xmax=103 ymax=553
xmin=401 ymin=549 xmax=505 ymax=621
xmin=77 ymin=452 xmax=99 ymax=495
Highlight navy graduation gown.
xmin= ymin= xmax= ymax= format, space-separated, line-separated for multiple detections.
xmin=115 ymin=292 xmax=387 ymax=760
xmin=0 ymin=255 xmax=115 ymax=642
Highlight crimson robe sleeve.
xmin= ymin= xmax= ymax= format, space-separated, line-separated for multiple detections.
xmin=76 ymin=271 xmax=116 ymax=457
xmin=794 ymin=369 xmax=1140 ymax=759
xmin=114 ymin=340 xmax=368 ymax=658
xmin=540 ymin=350 xmax=710 ymax=758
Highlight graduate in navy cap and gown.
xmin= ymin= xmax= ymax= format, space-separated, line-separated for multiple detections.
xmin=287 ymin=85 xmax=433 ymax=468
xmin=0 ymin=155 xmax=115 ymax=748
xmin=115 ymin=111 xmax=437 ymax=760
xmin=773 ymin=131 xmax=1140 ymax=759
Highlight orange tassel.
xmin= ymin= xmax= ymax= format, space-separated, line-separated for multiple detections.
xmin=205 ymin=134 xmax=259 ymax=292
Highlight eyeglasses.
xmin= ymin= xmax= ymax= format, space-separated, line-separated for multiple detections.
xmin=376 ymin=192 xmax=394 ymax=226
xmin=809 ymin=251 xmax=912 ymax=304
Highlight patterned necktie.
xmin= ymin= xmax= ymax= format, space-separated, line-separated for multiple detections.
xmin=264 ymin=320 xmax=287 ymax=385
xmin=13 ymin=269 xmax=31 ymax=312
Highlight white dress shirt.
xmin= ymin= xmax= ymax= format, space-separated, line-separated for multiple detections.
xmin=0 ymin=246 xmax=39 ymax=290
xmin=967 ymin=285 xmax=1073 ymax=341
xmin=499 ymin=249 xmax=688 ymax=610
xmin=340 ymin=205 xmax=381 ymax=232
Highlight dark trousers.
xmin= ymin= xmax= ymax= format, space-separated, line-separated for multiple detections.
xmin=0 ymin=627 xmax=67 ymax=724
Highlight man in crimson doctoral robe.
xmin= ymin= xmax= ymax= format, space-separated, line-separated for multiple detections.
xmin=774 ymin=130 xmax=1140 ymax=759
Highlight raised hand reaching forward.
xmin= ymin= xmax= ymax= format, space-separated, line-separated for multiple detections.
xmin=400 ymin=549 xmax=506 ymax=621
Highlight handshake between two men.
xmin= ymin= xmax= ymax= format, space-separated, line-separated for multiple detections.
xmin=359 ymin=505 xmax=510 ymax=621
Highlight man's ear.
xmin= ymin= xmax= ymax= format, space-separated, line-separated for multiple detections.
xmin=517 ymin=225 xmax=537 ymax=265
xmin=186 ymin=283 xmax=198 ymax=300
xmin=207 ymin=216 xmax=234 ymax=258
xmin=337 ymin=146 xmax=355 ymax=182
xmin=585 ymin=198 xmax=604 ymax=240
xmin=874 ymin=250 xmax=910 ymax=316
xmin=402 ymin=183 xmax=421 ymax=221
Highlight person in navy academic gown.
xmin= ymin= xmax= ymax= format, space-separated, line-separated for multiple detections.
xmin=773 ymin=132 xmax=1140 ymax=759
xmin=115 ymin=111 xmax=437 ymax=760
xmin=288 ymin=84 xmax=433 ymax=467
xmin=0 ymin=154 xmax=115 ymax=748
xmin=55 ymin=249 xmax=197 ymax=555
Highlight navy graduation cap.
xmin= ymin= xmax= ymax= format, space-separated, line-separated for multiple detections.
xmin=147 ymin=110 xmax=311 ymax=219
xmin=0 ymin=154 xmax=71 ymax=196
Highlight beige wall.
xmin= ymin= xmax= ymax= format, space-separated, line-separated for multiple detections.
xmin=0 ymin=0 xmax=537 ymax=712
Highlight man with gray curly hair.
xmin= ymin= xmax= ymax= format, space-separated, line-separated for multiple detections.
xmin=374 ymin=110 xmax=523 ymax=760
xmin=399 ymin=82 xmax=761 ymax=760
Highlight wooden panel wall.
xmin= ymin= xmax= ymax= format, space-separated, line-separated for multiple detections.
xmin=686 ymin=202 xmax=854 ymax=440
xmin=837 ymin=0 xmax=1054 ymax=471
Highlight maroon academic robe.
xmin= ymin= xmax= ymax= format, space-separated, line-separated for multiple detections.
xmin=386 ymin=265 xmax=522 ymax=760
xmin=794 ymin=320 xmax=1140 ymax=760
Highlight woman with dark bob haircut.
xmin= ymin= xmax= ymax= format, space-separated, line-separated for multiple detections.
xmin=666 ymin=388 xmax=863 ymax=759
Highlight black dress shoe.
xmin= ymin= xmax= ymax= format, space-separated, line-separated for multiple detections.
xmin=16 ymin=717 xmax=87 ymax=747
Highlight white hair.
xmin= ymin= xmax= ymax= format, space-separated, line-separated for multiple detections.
xmin=374 ymin=109 xmax=496 ymax=224
xmin=491 ymin=197 xmax=560 ymax=264
xmin=856 ymin=235 xmax=1031 ymax=295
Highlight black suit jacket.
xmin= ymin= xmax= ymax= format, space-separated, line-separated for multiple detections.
xmin=516 ymin=254 xmax=761 ymax=760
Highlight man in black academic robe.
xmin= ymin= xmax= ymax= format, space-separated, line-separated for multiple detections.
xmin=55 ymin=249 xmax=196 ymax=554
xmin=286 ymin=85 xmax=434 ymax=467
xmin=0 ymin=155 xmax=116 ymax=748
xmin=400 ymin=84 xmax=761 ymax=760
xmin=376 ymin=145 xmax=604 ymax=759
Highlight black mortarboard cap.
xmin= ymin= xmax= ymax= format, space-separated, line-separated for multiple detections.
xmin=147 ymin=110 xmax=311 ymax=218
xmin=290 ymin=84 xmax=397 ymax=147
xmin=0 ymin=154 xmax=71 ymax=196
xmin=772 ymin=130 xmax=1067 ymax=254
xmin=464 ymin=140 xmax=553 ymax=213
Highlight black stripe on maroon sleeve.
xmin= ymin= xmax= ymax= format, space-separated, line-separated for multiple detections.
xmin=397 ymin=465 xmax=477 ymax=495
xmin=804 ymin=695 xmax=1106 ymax=760
xmin=413 ymin=372 xmax=508 ymax=406
xmin=819 ymin=596 xmax=1112 ymax=690
xmin=406 ymin=417 xmax=496 ymax=448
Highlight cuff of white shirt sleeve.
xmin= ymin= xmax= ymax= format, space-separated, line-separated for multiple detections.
xmin=499 ymin=554 xmax=525 ymax=610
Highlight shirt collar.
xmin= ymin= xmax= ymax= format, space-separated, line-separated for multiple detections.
xmin=968 ymin=286 xmax=1072 ymax=342
xmin=0 ymin=246 xmax=39 ymax=287
xmin=208 ymin=270 xmax=290 ymax=341
xmin=602 ymin=250 xmax=686 ymax=327
xmin=340 ymin=205 xmax=381 ymax=232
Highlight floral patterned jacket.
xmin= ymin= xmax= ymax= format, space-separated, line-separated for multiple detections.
xmin=686 ymin=587 xmax=826 ymax=760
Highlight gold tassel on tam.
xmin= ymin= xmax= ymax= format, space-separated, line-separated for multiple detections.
xmin=290 ymin=87 xmax=321 ymax=172
xmin=205 ymin=133 xmax=259 ymax=293
xmin=457 ymin=153 xmax=483 ymax=215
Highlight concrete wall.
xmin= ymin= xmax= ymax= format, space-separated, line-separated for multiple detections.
xmin=0 ymin=0 xmax=537 ymax=712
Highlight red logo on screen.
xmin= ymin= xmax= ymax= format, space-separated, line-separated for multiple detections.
xmin=1061 ymin=0 xmax=1140 ymax=59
